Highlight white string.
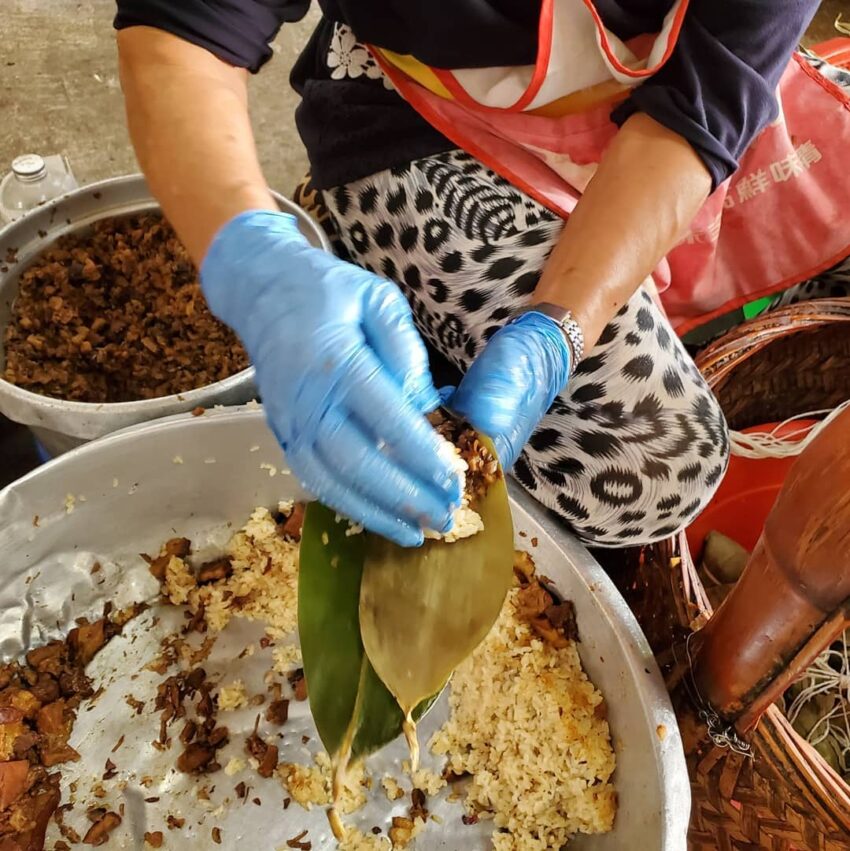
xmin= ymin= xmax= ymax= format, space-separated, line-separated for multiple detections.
xmin=836 ymin=13 xmax=850 ymax=36
xmin=785 ymin=632 xmax=850 ymax=774
xmin=730 ymin=400 xmax=850 ymax=460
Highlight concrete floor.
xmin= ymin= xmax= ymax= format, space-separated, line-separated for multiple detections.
xmin=1 ymin=0 xmax=321 ymax=193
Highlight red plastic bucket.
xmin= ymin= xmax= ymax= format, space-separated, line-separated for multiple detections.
xmin=685 ymin=420 xmax=818 ymax=555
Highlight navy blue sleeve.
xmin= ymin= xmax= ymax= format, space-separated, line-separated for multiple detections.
xmin=611 ymin=0 xmax=820 ymax=188
xmin=114 ymin=0 xmax=310 ymax=73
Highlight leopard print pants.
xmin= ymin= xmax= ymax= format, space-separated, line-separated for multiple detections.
xmin=301 ymin=148 xmax=849 ymax=547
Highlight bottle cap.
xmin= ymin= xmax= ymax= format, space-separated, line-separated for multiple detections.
xmin=11 ymin=154 xmax=47 ymax=182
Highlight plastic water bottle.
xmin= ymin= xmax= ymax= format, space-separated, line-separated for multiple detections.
xmin=0 ymin=154 xmax=78 ymax=225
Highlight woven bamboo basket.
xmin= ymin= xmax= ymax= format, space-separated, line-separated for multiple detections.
xmin=618 ymin=299 xmax=850 ymax=850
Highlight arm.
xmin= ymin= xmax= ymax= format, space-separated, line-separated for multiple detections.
xmin=532 ymin=112 xmax=710 ymax=350
xmin=452 ymin=115 xmax=709 ymax=465
xmin=453 ymin=0 xmax=817 ymax=467
xmin=117 ymin=24 xmax=461 ymax=545
xmin=117 ymin=27 xmax=276 ymax=264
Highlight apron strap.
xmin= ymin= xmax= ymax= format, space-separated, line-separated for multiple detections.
xmin=583 ymin=0 xmax=689 ymax=84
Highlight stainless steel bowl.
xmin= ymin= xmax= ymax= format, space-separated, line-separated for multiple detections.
xmin=0 ymin=174 xmax=330 ymax=455
xmin=0 ymin=407 xmax=690 ymax=850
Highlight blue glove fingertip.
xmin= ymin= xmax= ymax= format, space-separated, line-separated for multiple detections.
xmin=408 ymin=382 xmax=442 ymax=416
xmin=436 ymin=385 xmax=456 ymax=408
xmin=398 ymin=527 xmax=426 ymax=548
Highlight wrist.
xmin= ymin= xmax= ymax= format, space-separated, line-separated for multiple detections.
xmin=510 ymin=305 xmax=584 ymax=377
xmin=506 ymin=311 xmax=573 ymax=393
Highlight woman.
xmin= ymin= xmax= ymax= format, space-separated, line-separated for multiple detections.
xmin=113 ymin=1 xmax=850 ymax=547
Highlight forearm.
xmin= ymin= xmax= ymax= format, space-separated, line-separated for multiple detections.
xmin=117 ymin=26 xmax=276 ymax=264
xmin=533 ymin=113 xmax=711 ymax=349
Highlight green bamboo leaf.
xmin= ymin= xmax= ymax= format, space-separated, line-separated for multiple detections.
xmin=359 ymin=436 xmax=514 ymax=734
xmin=298 ymin=503 xmax=439 ymax=764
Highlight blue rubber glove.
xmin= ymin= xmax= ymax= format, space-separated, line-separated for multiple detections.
xmin=201 ymin=210 xmax=462 ymax=547
xmin=450 ymin=311 xmax=572 ymax=469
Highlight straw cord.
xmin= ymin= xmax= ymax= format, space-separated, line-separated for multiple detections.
xmin=729 ymin=400 xmax=850 ymax=460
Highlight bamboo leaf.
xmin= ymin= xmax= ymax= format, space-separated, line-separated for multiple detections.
xmin=359 ymin=436 xmax=514 ymax=719
xmin=298 ymin=503 xmax=439 ymax=763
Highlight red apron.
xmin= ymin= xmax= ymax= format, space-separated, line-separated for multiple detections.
xmin=368 ymin=1 xmax=850 ymax=335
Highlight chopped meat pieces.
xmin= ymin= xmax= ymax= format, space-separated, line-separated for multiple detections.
xmin=197 ymin=557 xmax=233 ymax=585
xmin=277 ymin=503 xmax=305 ymax=542
xmin=266 ymin=699 xmax=289 ymax=726
xmin=0 ymin=708 xmax=23 ymax=726
xmin=180 ymin=720 xmax=197 ymax=745
xmin=29 ymin=674 xmax=60 ymax=706
xmin=286 ymin=830 xmax=311 ymax=850
xmin=36 ymin=700 xmax=79 ymax=768
xmin=410 ymin=788 xmax=428 ymax=822
xmin=144 ymin=537 xmax=191 ymax=582
xmin=177 ymin=743 xmax=217 ymax=774
xmin=514 ymin=582 xmax=552 ymax=622
xmin=0 ymin=690 xmax=41 ymax=721
xmin=0 ymin=715 xmax=27 ymax=763
xmin=287 ymin=669 xmax=307 ymax=702
xmin=246 ymin=720 xmax=279 ymax=779
xmin=0 ymin=761 xmax=29 ymax=811
xmin=144 ymin=831 xmax=164 ymax=848
xmin=67 ymin=621 xmax=108 ymax=667
xmin=3 ymin=214 xmax=248 ymax=403
xmin=25 ymin=644 xmax=64 ymax=677
xmin=158 ymin=668 xmax=228 ymax=776
xmin=429 ymin=411 xmax=502 ymax=506
xmin=513 ymin=559 xmax=580 ymax=648
xmin=0 ymin=615 xmax=131 ymax=851
xmin=0 ymin=775 xmax=61 ymax=850
xmin=544 ymin=601 xmax=579 ymax=642
xmin=82 ymin=810 xmax=121 ymax=846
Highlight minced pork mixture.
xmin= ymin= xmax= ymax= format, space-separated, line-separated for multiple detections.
xmin=3 ymin=214 xmax=248 ymax=403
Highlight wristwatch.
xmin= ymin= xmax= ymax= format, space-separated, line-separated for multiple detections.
xmin=511 ymin=302 xmax=585 ymax=376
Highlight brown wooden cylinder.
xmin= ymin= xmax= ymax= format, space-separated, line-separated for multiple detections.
xmin=691 ymin=406 xmax=850 ymax=727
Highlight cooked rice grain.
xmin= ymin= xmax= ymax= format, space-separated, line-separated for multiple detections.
xmin=272 ymin=644 xmax=303 ymax=674
xmin=338 ymin=828 xmax=391 ymax=850
xmin=279 ymin=752 xmax=368 ymax=815
xmin=163 ymin=507 xmax=299 ymax=636
xmin=217 ymin=680 xmax=249 ymax=711
xmin=430 ymin=588 xmax=616 ymax=850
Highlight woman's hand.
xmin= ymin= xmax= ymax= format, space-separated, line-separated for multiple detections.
xmin=202 ymin=210 xmax=462 ymax=546
xmin=450 ymin=311 xmax=572 ymax=469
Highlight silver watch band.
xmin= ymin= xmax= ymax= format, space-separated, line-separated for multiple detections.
xmin=512 ymin=303 xmax=585 ymax=375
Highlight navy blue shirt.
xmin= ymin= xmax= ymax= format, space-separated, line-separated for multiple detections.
xmin=114 ymin=0 xmax=818 ymax=190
